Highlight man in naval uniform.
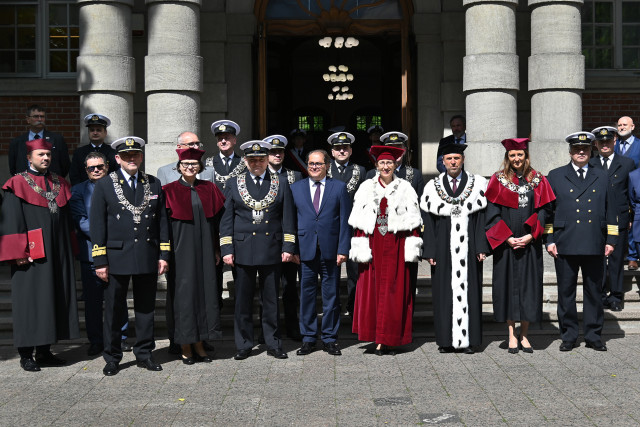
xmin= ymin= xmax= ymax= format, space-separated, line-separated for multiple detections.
xmin=545 ymin=132 xmax=618 ymax=352
xmin=90 ymin=136 xmax=171 ymax=375
xmin=220 ymin=140 xmax=297 ymax=360
xmin=589 ymin=126 xmax=634 ymax=312
xmin=326 ymin=131 xmax=366 ymax=315
xmin=69 ymin=114 xmax=118 ymax=185
xmin=265 ymin=134 xmax=303 ymax=341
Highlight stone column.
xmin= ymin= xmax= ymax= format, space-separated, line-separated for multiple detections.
xmin=529 ymin=0 xmax=584 ymax=174
xmin=145 ymin=0 xmax=203 ymax=175
xmin=77 ymin=0 xmax=135 ymax=146
xmin=462 ymin=0 xmax=519 ymax=176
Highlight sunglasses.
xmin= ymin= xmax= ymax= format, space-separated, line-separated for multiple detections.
xmin=86 ymin=164 xmax=106 ymax=172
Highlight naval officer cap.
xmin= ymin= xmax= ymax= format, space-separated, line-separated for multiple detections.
xmin=211 ymin=120 xmax=240 ymax=136
xmin=263 ymin=135 xmax=288 ymax=149
xmin=290 ymin=128 xmax=307 ymax=137
xmin=327 ymin=132 xmax=355 ymax=146
xmin=240 ymin=140 xmax=271 ymax=157
xmin=112 ymin=136 xmax=145 ymax=153
xmin=84 ymin=113 xmax=111 ymax=128
xmin=565 ymin=132 xmax=595 ymax=146
xmin=380 ymin=131 xmax=408 ymax=146
xmin=591 ymin=126 xmax=617 ymax=141
xmin=367 ymin=125 xmax=384 ymax=135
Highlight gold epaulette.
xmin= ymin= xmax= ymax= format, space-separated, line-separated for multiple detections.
xmin=284 ymin=233 xmax=296 ymax=243
xmin=220 ymin=236 xmax=232 ymax=246
xmin=607 ymin=224 xmax=619 ymax=236
xmin=544 ymin=224 xmax=553 ymax=234
xmin=92 ymin=244 xmax=106 ymax=257
xmin=160 ymin=242 xmax=171 ymax=251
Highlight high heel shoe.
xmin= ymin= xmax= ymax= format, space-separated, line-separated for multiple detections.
xmin=181 ymin=355 xmax=196 ymax=365
xmin=194 ymin=353 xmax=213 ymax=363
xmin=374 ymin=345 xmax=384 ymax=356
xmin=519 ymin=336 xmax=533 ymax=353
xmin=508 ymin=337 xmax=519 ymax=354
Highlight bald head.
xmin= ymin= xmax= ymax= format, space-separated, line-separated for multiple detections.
xmin=618 ymin=116 xmax=635 ymax=139
xmin=176 ymin=131 xmax=201 ymax=148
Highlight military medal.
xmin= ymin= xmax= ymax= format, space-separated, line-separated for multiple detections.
xmin=21 ymin=172 xmax=61 ymax=213
xmin=110 ymin=171 xmax=151 ymax=224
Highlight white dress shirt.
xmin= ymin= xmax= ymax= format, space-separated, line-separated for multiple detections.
xmin=309 ymin=176 xmax=326 ymax=208
xmin=571 ymin=162 xmax=588 ymax=178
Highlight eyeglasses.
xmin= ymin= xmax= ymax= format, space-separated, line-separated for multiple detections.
xmin=179 ymin=142 xmax=202 ymax=148
xmin=29 ymin=115 xmax=45 ymax=119
xmin=308 ymin=162 xmax=326 ymax=168
xmin=180 ymin=162 xmax=200 ymax=169
xmin=86 ymin=164 xmax=106 ymax=172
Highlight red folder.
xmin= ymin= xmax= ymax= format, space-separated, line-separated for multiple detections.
xmin=27 ymin=229 xmax=45 ymax=260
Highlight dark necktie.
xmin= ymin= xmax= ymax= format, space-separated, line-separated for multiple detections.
xmin=338 ymin=165 xmax=344 ymax=175
xmin=451 ymin=178 xmax=458 ymax=193
xmin=455 ymin=138 xmax=460 ymax=144
xmin=603 ymin=157 xmax=609 ymax=170
xmin=621 ymin=142 xmax=627 ymax=155
xmin=34 ymin=134 xmax=40 ymax=140
xmin=313 ymin=181 xmax=321 ymax=213
xmin=225 ymin=157 xmax=231 ymax=173
xmin=255 ymin=176 xmax=261 ymax=188
xmin=578 ymin=168 xmax=585 ymax=180
xmin=130 ymin=176 xmax=136 ymax=192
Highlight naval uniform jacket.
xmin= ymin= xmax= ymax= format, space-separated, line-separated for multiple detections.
xmin=589 ymin=155 xmax=635 ymax=229
xmin=329 ymin=161 xmax=366 ymax=203
xmin=206 ymin=153 xmax=243 ymax=191
xmin=89 ymin=169 xmax=170 ymax=274
xmin=69 ymin=143 xmax=119 ymax=186
xmin=220 ymin=170 xmax=297 ymax=265
xmin=544 ymin=163 xmax=618 ymax=254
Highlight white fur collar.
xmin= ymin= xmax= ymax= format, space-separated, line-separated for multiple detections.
xmin=420 ymin=172 xmax=488 ymax=217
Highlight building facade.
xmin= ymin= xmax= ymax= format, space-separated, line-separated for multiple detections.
xmin=0 ymin=0 xmax=638 ymax=181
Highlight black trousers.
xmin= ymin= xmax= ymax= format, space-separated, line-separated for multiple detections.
xmin=603 ymin=228 xmax=627 ymax=304
xmin=18 ymin=344 xmax=50 ymax=359
xmin=103 ymin=273 xmax=157 ymax=363
xmin=234 ymin=264 xmax=282 ymax=351
xmin=555 ymin=255 xmax=604 ymax=343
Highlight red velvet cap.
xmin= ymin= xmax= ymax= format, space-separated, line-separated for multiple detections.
xmin=501 ymin=138 xmax=529 ymax=151
xmin=26 ymin=138 xmax=53 ymax=153
xmin=176 ymin=148 xmax=205 ymax=161
xmin=370 ymin=145 xmax=405 ymax=162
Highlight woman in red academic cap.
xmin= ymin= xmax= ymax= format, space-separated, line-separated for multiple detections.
xmin=163 ymin=148 xmax=226 ymax=364
xmin=348 ymin=145 xmax=423 ymax=355
xmin=485 ymin=138 xmax=555 ymax=353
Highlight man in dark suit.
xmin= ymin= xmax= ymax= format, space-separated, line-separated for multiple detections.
xmin=9 ymin=104 xmax=70 ymax=177
xmin=290 ymin=149 xmax=352 ymax=356
xmin=70 ymin=151 xmax=129 ymax=356
xmin=436 ymin=115 xmax=466 ymax=173
xmin=265 ymin=134 xmax=303 ymax=340
xmin=284 ymin=128 xmax=309 ymax=176
xmin=69 ymin=114 xmax=118 ymax=185
xmin=326 ymin=131 xmax=366 ymax=316
xmin=220 ymin=140 xmax=297 ymax=360
xmin=156 ymin=131 xmax=215 ymax=185
xmin=590 ymin=126 xmax=635 ymax=312
xmin=545 ymin=131 xmax=618 ymax=352
xmin=90 ymin=136 xmax=171 ymax=375
xmin=615 ymin=116 xmax=639 ymax=270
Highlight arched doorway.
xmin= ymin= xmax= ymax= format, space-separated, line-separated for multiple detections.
xmin=254 ymin=0 xmax=416 ymax=164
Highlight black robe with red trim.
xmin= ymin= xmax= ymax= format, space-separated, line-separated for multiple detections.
xmin=484 ymin=171 xmax=555 ymax=322
xmin=0 ymin=171 xmax=79 ymax=347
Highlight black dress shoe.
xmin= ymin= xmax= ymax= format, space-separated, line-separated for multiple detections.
xmin=267 ymin=348 xmax=288 ymax=359
xmin=518 ymin=336 xmax=533 ymax=353
xmin=168 ymin=341 xmax=181 ymax=355
xmin=234 ymin=349 xmax=252 ymax=360
xmin=137 ymin=358 xmax=162 ymax=371
xmin=121 ymin=340 xmax=133 ymax=352
xmin=182 ymin=355 xmax=196 ymax=365
xmin=193 ymin=354 xmax=213 ymax=363
xmin=438 ymin=346 xmax=454 ymax=354
xmin=462 ymin=347 xmax=475 ymax=354
xmin=103 ymin=362 xmax=119 ymax=376
xmin=508 ymin=347 xmax=519 ymax=354
xmin=609 ymin=301 xmax=622 ymax=312
xmin=20 ymin=357 xmax=41 ymax=372
xmin=35 ymin=352 xmax=66 ymax=366
xmin=87 ymin=343 xmax=103 ymax=356
xmin=322 ymin=342 xmax=342 ymax=356
xmin=559 ymin=341 xmax=577 ymax=351
xmin=202 ymin=341 xmax=215 ymax=352
xmin=585 ymin=340 xmax=607 ymax=351
xmin=296 ymin=342 xmax=316 ymax=356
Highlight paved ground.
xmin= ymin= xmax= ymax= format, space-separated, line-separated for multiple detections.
xmin=1 ymin=333 xmax=640 ymax=426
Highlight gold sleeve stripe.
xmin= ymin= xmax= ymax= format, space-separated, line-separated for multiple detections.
xmin=91 ymin=245 xmax=106 ymax=257
xmin=544 ymin=224 xmax=553 ymax=234
xmin=420 ymin=225 xmax=425 ymax=233
xmin=607 ymin=224 xmax=619 ymax=236
xmin=160 ymin=243 xmax=171 ymax=251
xmin=284 ymin=234 xmax=296 ymax=243
xmin=220 ymin=236 xmax=232 ymax=246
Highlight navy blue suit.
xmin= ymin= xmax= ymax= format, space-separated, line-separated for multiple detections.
xmin=290 ymin=177 xmax=351 ymax=343
xmin=70 ymin=180 xmax=127 ymax=346
xmin=615 ymin=135 xmax=640 ymax=261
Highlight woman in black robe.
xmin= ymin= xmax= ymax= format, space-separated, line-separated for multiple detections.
xmin=163 ymin=148 xmax=225 ymax=364
xmin=485 ymin=138 xmax=555 ymax=353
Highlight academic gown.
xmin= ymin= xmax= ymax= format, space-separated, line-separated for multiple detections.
xmin=164 ymin=178 xmax=226 ymax=345
xmin=484 ymin=171 xmax=555 ymax=323
xmin=421 ymin=172 xmax=489 ymax=349
xmin=0 ymin=172 xmax=79 ymax=347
